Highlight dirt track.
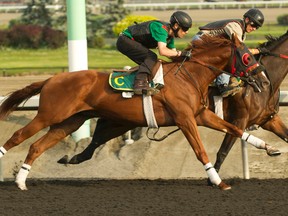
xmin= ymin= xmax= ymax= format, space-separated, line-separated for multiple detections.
xmin=1 ymin=178 xmax=288 ymax=215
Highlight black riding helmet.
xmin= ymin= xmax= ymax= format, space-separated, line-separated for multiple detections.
xmin=244 ymin=8 xmax=264 ymax=28
xmin=170 ymin=11 xmax=192 ymax=37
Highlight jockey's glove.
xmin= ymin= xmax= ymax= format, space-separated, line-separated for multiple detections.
xmin=257 ymin=47 xmax=270 ymax=55
xmin=181 ymin=50 xmax=192 ymax=59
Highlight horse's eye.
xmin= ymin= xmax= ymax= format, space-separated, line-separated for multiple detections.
xmin=242 ymin=53 xmax=251 ymax=66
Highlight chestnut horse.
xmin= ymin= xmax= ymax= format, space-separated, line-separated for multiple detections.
xmin=0 ymin=35 xmax=269 ymax=190
xmin=68 ymin=32 xmax=287 ymax=177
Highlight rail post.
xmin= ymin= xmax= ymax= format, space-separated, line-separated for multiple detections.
xmin=67 ymin=0 xmax=90 ymax=142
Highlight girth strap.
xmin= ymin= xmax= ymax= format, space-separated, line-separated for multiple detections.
xmin=143 ymin=95 xmax=158 ymax=128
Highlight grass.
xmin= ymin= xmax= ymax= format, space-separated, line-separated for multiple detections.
xmin=0 ymin=47 xmax=135 ymax=76
xmin=0 ymin=23 xmax=286 ymax=76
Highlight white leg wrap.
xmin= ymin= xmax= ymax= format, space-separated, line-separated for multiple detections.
xmin=15 ymin=163 xmax=31 ymax=190
xmin=204 ymin=162 xmax=222 ymax=186
xmin=0 ymin=146 xmax=7 ymax=158
xmin=241 ymin=132 xmax=266 ymax=149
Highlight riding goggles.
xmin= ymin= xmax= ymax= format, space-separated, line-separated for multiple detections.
xmin=181 ymin=26 xmax=189 ymax=32
xmin=249 ymin=21 xmax=260 ymax=29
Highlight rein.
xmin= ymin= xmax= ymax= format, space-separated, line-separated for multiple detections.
xmin=266 ymin=52 xmax=288 ymax=59
xmin=174 ymin=49 xmax=192 ymax=75
xmin=174 ymin=49 xmax=209 ymax=108
xmin=174 ymin=45 xmax=237 ymax=109
xmin=189 ymin=45 xmax=236 ymax=77
xmin=146 ymin=127 xmax=180 ymax=141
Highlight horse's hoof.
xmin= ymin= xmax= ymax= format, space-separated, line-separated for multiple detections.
xmin=57 ymin=155 xmax=69 ymax=164
xmin=15 ymin=181 xmax=28 ymax=190
xmin=218 ymin=181 xmax=231 ymax=190
xmin=266 ymin=145 xmax=281 ymax=156
xmin=68 ymin=155 xmax=81 ymax=164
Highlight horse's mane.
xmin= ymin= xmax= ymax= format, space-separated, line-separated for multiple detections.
xmin=172 ymin=35 xmax=232 ymax=63
xmin=259 ymin=30 xmax=288 ymax=50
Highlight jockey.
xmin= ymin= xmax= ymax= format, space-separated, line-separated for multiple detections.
xmin=192 ymin=8 xmax=268 ymax=97
xmin=116 ymin=11 xmax=192 ymax=95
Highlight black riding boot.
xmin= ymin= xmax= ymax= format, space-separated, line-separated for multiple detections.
xmin=133 ymin=72 xmax=158 ymax=96
xmin=133 ymin=72 xmax=149 ymax=95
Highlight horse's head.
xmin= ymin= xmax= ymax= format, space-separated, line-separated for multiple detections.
xmin=256 ymin=31 xmax=288 ymax=91
xmin=231 ymin=34 xmax=270 ymax=93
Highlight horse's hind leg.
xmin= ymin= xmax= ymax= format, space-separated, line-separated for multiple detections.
xmin=15 ymin=114 xmax=87 ymax=190
xmin=261 ymin=114 xmax=288 ymax=143
xmin=0 ymin=115 xmax=47 ymax=158
xmin=68 ymin=118 xmax=134 ymax=164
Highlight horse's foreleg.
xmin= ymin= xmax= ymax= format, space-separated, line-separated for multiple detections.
xmin=201 ymin=112 xmax=248 ymax=186
xmin=15 ymin=114 xmax=87 ymax=190
xmin=0 ymin=116 xmax=46 ymax=159
xmin=68 ymin=118 xmax=134 ymax=164
xmin=175 ymin=114 xmax=231 ymax=190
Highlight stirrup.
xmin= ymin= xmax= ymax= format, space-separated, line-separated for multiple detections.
xmin=142 ymin=87 xmax=160 ymax=96
xmin=134 ymin=87 xmax=159 ymax=96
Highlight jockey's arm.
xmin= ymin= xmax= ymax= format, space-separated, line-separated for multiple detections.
xmin=157 ymin=42 xmax=180 ymax=57
xmin=224 ymin=22 xmax=244 ymax=42
xmin=249 ymin=48 xmax=260 ymax=55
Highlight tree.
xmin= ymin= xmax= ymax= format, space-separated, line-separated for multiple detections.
xmin=113 ymin=15 xmax=157 ymax=36
xmin=20 ymin=0 xmax=53 ymax=27
xmin=99 ymin=0 xmax=130 ymax=37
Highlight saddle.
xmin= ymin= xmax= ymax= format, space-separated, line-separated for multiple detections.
xmin=109 ymin=62 xmax=164 ymax=95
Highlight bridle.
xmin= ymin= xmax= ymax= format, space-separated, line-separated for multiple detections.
xmin=260 ymin=51 xmax=288 ymax=60
xmin=176 ymin=43 xmax=261 ymax=80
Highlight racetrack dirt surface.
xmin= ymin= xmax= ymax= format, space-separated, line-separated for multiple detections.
xmin=1 ymin=178 xmax=288 ymax=216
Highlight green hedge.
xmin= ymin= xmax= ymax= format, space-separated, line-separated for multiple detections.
xmin=0 ymin=24 xmax=66 ymax=49
xmin=277 ymin=14 xmax=288 ymax=25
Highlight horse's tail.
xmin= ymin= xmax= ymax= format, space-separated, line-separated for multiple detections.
xmin=0 ymin=78 xmax=50 ymax=119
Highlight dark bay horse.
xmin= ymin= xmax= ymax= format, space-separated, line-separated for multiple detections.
xmin=208 ymin=31 xmax=288 ymax=175
xmin=0 ymin=35 xmax=269 ymax=190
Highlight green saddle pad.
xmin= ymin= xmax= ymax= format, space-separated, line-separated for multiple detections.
xmin=109 ymin=71 xmax=136 ymax=91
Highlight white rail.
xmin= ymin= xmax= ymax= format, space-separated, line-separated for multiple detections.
xmin=123 ymin=1 xmax=288 ymax=10
xmin=0 ymin=1 xmax=287 ymax=12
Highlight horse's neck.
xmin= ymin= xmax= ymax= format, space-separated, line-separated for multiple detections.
xmin=163 ymin=62 xmax=219 ymax=93
xmin=166 ymin=41 xmax=232 ymax=90
xmin=263 ymin=40 xmax=288 ymax=91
